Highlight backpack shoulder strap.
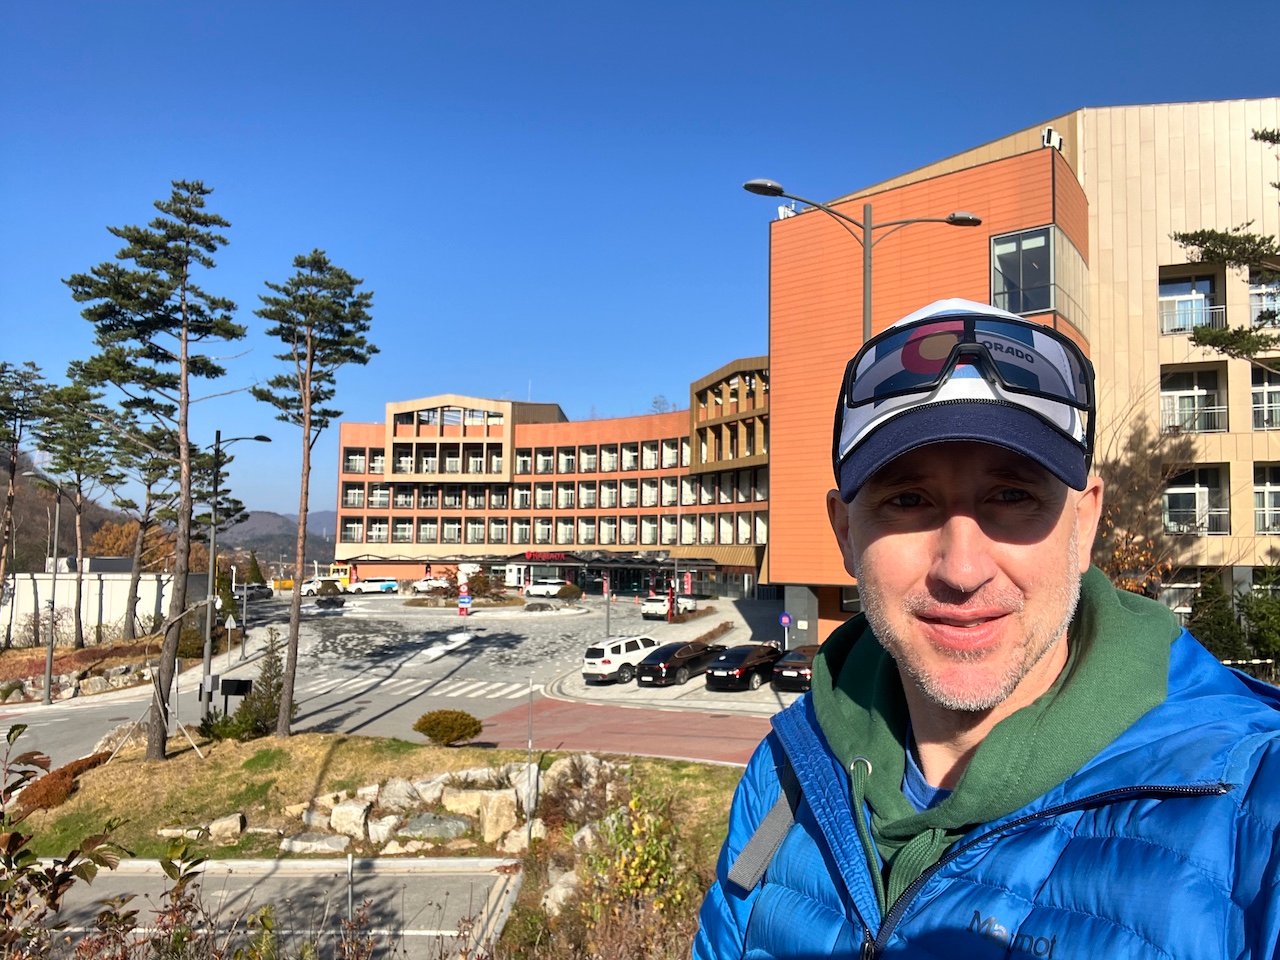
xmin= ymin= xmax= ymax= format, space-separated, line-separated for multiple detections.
xmin=727 ymin=751 xmax=802 ymax=892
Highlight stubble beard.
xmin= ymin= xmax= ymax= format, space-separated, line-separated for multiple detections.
xmin=853 ymin=525 xmax=1083 ymax=714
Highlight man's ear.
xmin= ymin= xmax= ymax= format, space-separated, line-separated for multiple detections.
xmin=1074 ymin=474 xmax=1105 ymax=573
xmin=826 ymin=488 xmax=859 ymax=578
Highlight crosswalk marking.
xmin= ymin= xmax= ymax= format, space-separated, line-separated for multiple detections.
xmin=295 ymin=676 xmax=541 ymax=701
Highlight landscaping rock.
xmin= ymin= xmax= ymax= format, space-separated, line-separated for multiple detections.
xmin=412 ymin=774 xmax=449 ymax=805
xmin=572 ymin=824 xmax=600 ymax=851
xmin=542 ymin=869 xmax=580 ymax=917
xmin=497 ymin=828 xmax=529 ymax=854
xmin=356 ymin=784 xmax=380 ymax=801
xmin=509 ymin=762 xmax=541 ymax=816
xmin=283 ymin=801 xmax=310 ymax=818
xmin=313 ymin=791 xmax=348 ymax=810
xmin=94 ymin=722 xmax=143 ymax=754
xmin=281 ymin=833 xmax=349 ymax=855
xmin=209 ymin=813 xmax=245 ymax=846
xmin=399 ymin=812 xmax=470 ymax=841
xmin=77 ymin=676 xmax=110 ymax=696
xmin=330 ymin=798 xmax=371 ymax=840
xmin=444 ymin=838 xmax=477 ymax=851
xmin=157 ymin=827 xmax=204 ymax=840
xmin=368 ymin=814 xmax=401 ymax=845
xmin=301 ymin=809 xmax=329 ymax=830
xmin=379 ymin=776 xmax=420 ymax=812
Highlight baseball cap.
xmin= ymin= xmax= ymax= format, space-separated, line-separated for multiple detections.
xmin=833 ymin=298 xmax=1095 ymax=503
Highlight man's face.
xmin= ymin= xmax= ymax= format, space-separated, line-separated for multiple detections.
xmin=827 ymin=441 xmax=1103 ymax=715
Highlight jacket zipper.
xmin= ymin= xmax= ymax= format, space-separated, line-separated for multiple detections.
xmin=862 ymin=782 xmax=1231 ymax=957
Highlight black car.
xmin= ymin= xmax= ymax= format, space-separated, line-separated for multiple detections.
xmin=314 ymin=594 xmax=346 ymax=609
xmin=771 ymin=644 xmax=822 ymax=692
xmin=705 ymin=643 xmax=785 ymax=691
xmin=635 ymin=641 xmax=727 ymax=686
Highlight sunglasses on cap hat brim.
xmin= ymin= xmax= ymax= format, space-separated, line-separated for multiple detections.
xmin=832 ymin=307 xmax=1096 ymax=496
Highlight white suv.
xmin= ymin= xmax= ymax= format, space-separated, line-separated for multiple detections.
xmin=524 ymin=578 xmax=569 ymax=598
xmin=348 ymin=577 xmax=399 ymax=594
xmin=582 ymin=635 xmax=661 ymax=684
xmin=640 ymin=594 xmax=698 ymax=620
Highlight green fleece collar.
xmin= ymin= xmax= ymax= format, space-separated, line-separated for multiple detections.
xmin=811 ymin=566 xmax=1178 ymax=912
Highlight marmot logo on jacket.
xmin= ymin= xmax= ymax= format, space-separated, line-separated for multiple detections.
xmin=970 ymin=912 xmax=1057 ymax=957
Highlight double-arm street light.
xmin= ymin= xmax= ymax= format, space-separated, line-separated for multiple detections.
xmin=22 ymin=469 xmax=65 ymax=705
xmin=201 ymin=430 xmax=271 ymax=719
xmin=743 ymin=179 xmax=983 ymax=342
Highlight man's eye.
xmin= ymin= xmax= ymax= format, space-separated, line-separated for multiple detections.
xmin=888 ymin=492 xmax=926 ymax=508
xmin=995 ymin=488 xmax=1032 ymax=503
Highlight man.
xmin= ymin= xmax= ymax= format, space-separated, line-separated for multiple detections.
xmin=693 ymin=299 xmax=1280 ymax=958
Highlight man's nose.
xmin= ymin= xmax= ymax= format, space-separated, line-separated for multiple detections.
xmin=930 ymin=513 xmax=997 ymax=596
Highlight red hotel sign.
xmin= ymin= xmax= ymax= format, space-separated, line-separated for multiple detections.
xmin=523 ymin=552 xmax=569 ymax=562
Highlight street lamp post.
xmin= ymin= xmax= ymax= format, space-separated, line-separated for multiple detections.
xmin=743 ymin=179 xmax=982 ymax=343
xmin=201 ymin=430 xmax=271 ymax=719
xmin=22 ymin=470 xmax=64 ymax=705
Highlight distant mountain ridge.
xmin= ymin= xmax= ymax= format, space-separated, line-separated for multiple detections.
xmin=219 ymin=510 xmax=338 ymax=568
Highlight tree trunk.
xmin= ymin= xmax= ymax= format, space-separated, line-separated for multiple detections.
xmin=0 ymin=442 xmax=16 ymax=611
xmin=277 ymin=419 xmax=310 ymax=738
xmin=123 ymin=511 xmax=148 ymax=642
xmin=149 ymin=318 xmax=193 ymax=761
xmin=72 ymin=496 xmax=85 ymax=649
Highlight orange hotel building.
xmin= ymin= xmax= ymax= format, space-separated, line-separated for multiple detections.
xmin=336 ymin=97 xmax=1280 ymax=649
xmin=334 ymin=357 xmax=771 ymax=597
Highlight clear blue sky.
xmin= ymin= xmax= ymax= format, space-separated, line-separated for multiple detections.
xmin=3 ymin=1 xmax=1276 ymax=515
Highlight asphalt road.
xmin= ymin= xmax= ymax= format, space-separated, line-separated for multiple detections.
xmin=0 ymin=592 xmax=786 ymax=767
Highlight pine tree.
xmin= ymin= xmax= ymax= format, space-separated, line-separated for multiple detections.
xmin=252 ymin=250 xmax=376 ymax=737
xmin=1188 ymin=572 xmax=1251 ymax=662
xmin=0 ymin=361 xmax=46 ymax=647
xmin=1239 ymin=565 xmax=1280 ymax=660
xmin=66 ymin=180 xmax=244 ymax=759
xmin=247 ymin=550 xmax=266 ymax=585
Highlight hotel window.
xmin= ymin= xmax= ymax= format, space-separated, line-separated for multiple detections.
xmin=367 ymin=520 xmax=388 ymax=543
xmin=535 ymin=518 xmax=552 ymax=545
xmin=392 ymin=519 xmax=414 ymax=543
xmin=621 ymin=479 xmax=638 ymax=508
xmin=343 ymin=449 xmax=367 ymax=473
xmin=513 ymin=518 xmax=531 ymax=544
xmin=992 ymin=227 xmax=1052 ymax=315
xmin=442 ymin=485 xmax=462 ymax=509
xmin=442 ymin=519 xmax=461 ymax=544
xmin=661 ymin=439 xmax=679 ymax=468
xmin=516 ymin=449 xmax=532 ymax=474
xmin=556 ymin=518 xmax=574 ymax=545
xmin=419 ymin=486 xmax=439 ymax=508
xmin=1158 ymin=274 xmax=1219 ymax=335
xmin=557 ymin=447 xmax=576 ymax=473
xmin=340 ymin=520 xmax=363 ymax=543
xmin=578 ymin=517 xmax=596 ymax=544
xmin=640 ymin=515 xmax=659 ymax=545
xmin=1251 ymin=270 xmax=1280 ymax=328
xmin=1256 ymin=466 xmax=1280 ymax=534
xmin=600 ymin=517 xmax=617 ymax=545
xmin=489 ymin=518 xmax=508 ymax=544
xmin=342 ymin=484 xmax=365 ymax=508
xmin=600 ymin=480 xmax=618 ymax=508
xmin=490 ymin=486 xmax=509 ymax=509
xmin=464 ymin=408 xmax=486 ymax=425
xmin=417 ymin=518 xmax=438 ymax=543
xmin=1255 ymin=368 xmax=1280 ymax=430
xmin=579 ymin=446 xmax=598 ymax=472
xmin=535 ymin=483 xmax=553 ymax=509
xmin=641 ymin=478 xmax=659 ymax=507
xmin=1163 ymin=467 xmax=1229 ymax=536
xmin=556 ymin=482 xmax=575 ymax=510
xmin=661 ymin=477 xmax=678 ymax=506
xmin=514 ymin=484 xmax=532 ymax=509
xmin=369 ymin=449 xmax=386 ymax=474
xmin=368 ymin=485 xmax=390 ymax=509
xmin=393 ymin=485 xmax=415 ymax=508
xmin=535 ymin=448 xmax=554 ymax=474
xmin=578 ymin=481 xmax=597 ymax=508
xmin=620 ymin=516 xmax=638 ymax=545
xmin=641 ymin=440 xmax=659 ymax=470
xmin=600 ymin=444 xmax=619 ymax=472
xmin=621 ymin=443 xmax=639 ymax=471
xmin=466 ymin=487 xmax=487 ymax=510
xmin=1160 ymin=370 xmax=1225 ymax=434
xmin=466 ymin=519 xmax=485 ymax=544
xmin=660 ymin=515 xmax=677 ymax=545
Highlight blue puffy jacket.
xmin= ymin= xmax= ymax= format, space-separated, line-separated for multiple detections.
xmin=693 ymin=632 xmax=1280 ymax=958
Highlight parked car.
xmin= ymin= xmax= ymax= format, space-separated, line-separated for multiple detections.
xmin=348 ymin=576 xmax=399 ymax=594
xmin=242 ymin=583 xmax=273 ymax=601
xmin=524 ymin=578 xmax=569 ymax=598
xmin=771 ymin=644 xmax=822 ymax=692
xmin=582 ymin=634 xmax=661 ymax=684
xmin=705 ymin=643 xmax=785 ymax=691
xmin=636 ymin=640 xmax=727 ymax=686
xmin=411 ymin=577 xmax=451 ymax=594
xmin=639 ymin=594 xmax=698 ymax=620
xmin=299 ymin=577 xmax=344 ymax=596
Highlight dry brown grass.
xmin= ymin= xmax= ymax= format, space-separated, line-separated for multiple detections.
xmin=0 ymin=639 xmax=173 ymax=681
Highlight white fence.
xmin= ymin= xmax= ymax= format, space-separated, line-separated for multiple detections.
xmin=0 ymin=571 xmax=194 ymax=646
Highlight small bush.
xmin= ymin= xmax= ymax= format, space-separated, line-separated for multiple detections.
xmin=555 ymin=583 xmax=584 ymax=602
xmin=318 ymin=579 xmax=342 ymax=597
xmin=413 ymin=709 xmax=483 ymax=747
xmin=15 ymin=751 xmax=110 ymax=815
xmin=199 ymin=630 xmax=292 ymax=742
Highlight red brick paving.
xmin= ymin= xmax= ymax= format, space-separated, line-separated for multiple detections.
xmin=479 ymin=697 xmax=772 ymax=765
